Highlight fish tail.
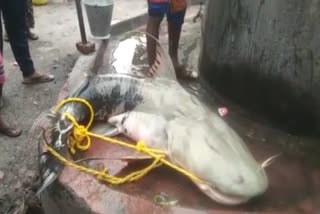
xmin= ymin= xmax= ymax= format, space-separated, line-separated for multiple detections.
xmin=36 ymin=152 xmax=64 ymax=196
xmin=36 ymin=111 xmax=71 ymax=196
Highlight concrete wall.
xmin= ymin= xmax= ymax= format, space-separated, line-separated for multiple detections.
xmin=199 ymin=0 xmax=320 ymax=136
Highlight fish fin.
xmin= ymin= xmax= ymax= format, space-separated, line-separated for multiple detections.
xmin=144 ymin=31 xmax=178 ymax=81
xmin=89 ymin=122 xmax=120 ymax=137
xmin=118 ymin=153 xmax=154 ymax=161
xmin=108 ymin=111 xmax=169 ymax=152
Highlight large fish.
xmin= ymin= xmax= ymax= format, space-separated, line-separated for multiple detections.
xmin=34 ymin=32 xmax=184 ymax=196
xmin=34 ymin=31 xmax=269 ymax=205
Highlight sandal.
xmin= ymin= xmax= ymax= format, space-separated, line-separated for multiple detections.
xmin=0 ymin=127 xmax=22 ymax=137
xmin=22 ymin=73 xmax=55 ymax=85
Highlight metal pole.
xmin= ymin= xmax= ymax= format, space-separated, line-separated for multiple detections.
xmin=75 ymin=0 xmax=87 ymax=44
xmin=90 ymin=39 xmax=108 ymax=75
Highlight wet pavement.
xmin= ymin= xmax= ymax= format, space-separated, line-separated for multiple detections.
xmin=37 ymin=5 xmax=320 ymax=214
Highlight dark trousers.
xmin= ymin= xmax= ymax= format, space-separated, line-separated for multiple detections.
xmin=0 ymin=0 xmax=35 ymax=77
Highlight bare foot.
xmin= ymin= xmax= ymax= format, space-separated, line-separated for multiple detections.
xmin=171 ymin=58 xmax=198 ymax=79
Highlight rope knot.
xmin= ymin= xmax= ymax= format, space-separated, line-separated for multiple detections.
xmin=73 ymin=125 xmax=87 ymax=142
xmin=97 ymin=168 xmax=109 ymax=180
xmin=73 ymin=125 xmax=91 ymax=151
xmin=136 ymin=140 xmax=147 ymax=152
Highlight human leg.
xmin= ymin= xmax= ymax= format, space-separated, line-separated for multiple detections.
xmin=147 ymin=16 xmax=164 ymax=67
xmin=167 ymin=0 xmax=188 ymax=74
xmin=2 ymin=0 xmax=34 ymax=77
xmin=0 ymin=12 xmax=3 ymax=53
xmin=0 ymin=83 xmax=22 ymax=137
xmin=167 ymin=16 xmax=184 ymax=69
xmin=167 ymin=0 xmax=197 ymax=79
xmin=0 ymin=50 xmax=5 ymax=109
xmin=3 ymin=26 xmax=8 ymax=42
xmin=2 ymin=0 xmax=38 ymax=42
xmin=0 ymin=51 xmax=21 ymax=137
xmin=26 ymin=0 xmax=38 ymax=40
xmin=146 ymin=0 xmax=168 ymax=67
xmin=3 ymin=31 xmax=8 ymax=42
xmin=2 ymin=0 xmax=53 ymax=83
xmin=0 ymin=10 xmax=9 ymax=43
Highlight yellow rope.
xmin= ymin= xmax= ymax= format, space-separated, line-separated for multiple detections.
xmin=45 ymin=97 xmax=203 ymax=184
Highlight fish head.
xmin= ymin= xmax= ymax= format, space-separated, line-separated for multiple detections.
xmin=169 ymin=118 xmax=269 ymax=205
xmin=194 ymin=158 xmax=268 ymax=205
xmin=47 ymin=111 xmax=74 ymax=149
xmin=199 ymin=121 xmax=268 ymax=205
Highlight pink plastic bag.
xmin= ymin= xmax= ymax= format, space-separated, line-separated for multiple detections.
xmin=218 ymin=107 xmax=229 ymax=117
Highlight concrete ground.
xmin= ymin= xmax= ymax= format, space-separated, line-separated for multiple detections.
xmin=0 ymin=0 xmax=148 ymax=212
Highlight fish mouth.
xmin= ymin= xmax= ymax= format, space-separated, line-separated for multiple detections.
xmin=198 ymin=183 xmax=251 ymax=205
xmin=210 ymin=187 xmax=250 ymax=205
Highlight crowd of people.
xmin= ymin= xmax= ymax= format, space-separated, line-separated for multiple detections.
xmin=0 ymin=0 xmax=54 ymax=137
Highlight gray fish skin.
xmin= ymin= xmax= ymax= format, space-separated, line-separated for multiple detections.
xmin=61 ymin=74 xmax=145 ymax=122
xmin=36 ymin=74 xmax=146 ymax=196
